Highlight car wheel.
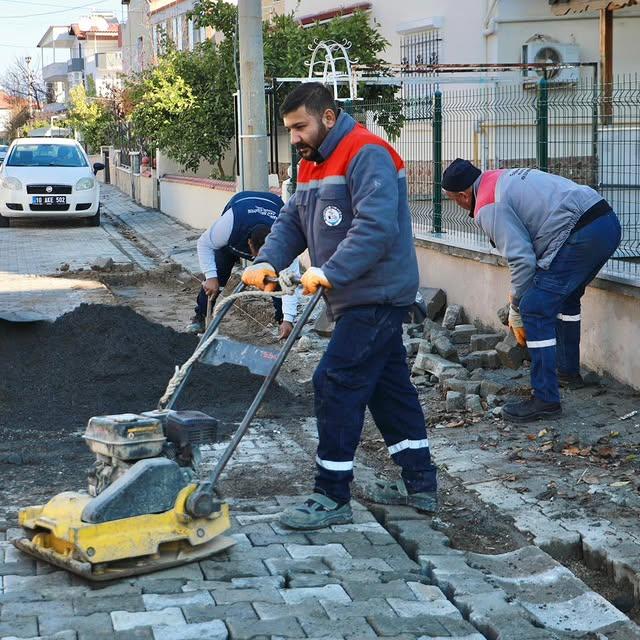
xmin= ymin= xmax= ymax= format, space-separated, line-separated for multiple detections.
xmin=0 ymin=215 xmax=9 ymax=228
xmin=88 ymin=206 xmax=100 ymax=227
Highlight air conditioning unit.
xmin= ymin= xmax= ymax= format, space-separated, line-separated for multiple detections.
xmin=522 ymin=42 xmax=580 ymax=84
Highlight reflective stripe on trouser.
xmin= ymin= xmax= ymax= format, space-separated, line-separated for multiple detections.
xmin=519 ymin=211 xmax=621 ymax=403
xmin=313 ymin=304 xmax=437 ymax=504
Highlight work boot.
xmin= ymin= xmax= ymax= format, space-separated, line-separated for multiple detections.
xmin=502 ymin=397 xmax=562 ymax=423
xmin=558 ymin=372 xmax=585 ymax=390
xmin=363 ymin=478 xmax=437 ymax=513
xmin=279 ymin=493 xmax=352 ymax=530
xmin=186 ymin=315 xmax=205 ymax=334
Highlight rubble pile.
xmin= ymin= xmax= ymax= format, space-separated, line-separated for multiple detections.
xmin=405 ymin=288 xmax=531 ymax=419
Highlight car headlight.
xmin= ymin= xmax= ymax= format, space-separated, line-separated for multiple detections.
xmin=1 ymin=177 xmax=22 ymax=191
xmin=75 ymin=177 xmax=95 ymax=191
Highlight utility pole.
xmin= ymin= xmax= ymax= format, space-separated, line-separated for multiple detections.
xmin=24 ymin=56 xmax=33 ymax=119
xmin=238 ymin=0 xmax=269 ymax=191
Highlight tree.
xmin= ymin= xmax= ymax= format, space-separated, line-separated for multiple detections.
xmin=1 ymin=57 xmax=47 ymax=112
xmin=125 ymin=40 xmax=236 ymax=175
xmin=65 ymin=86 xmax=117 ymax=153
xmin=190 ymin=2 xmax=405 ymax=139
xmin=125 ymin=1 xmax=402 ymax=176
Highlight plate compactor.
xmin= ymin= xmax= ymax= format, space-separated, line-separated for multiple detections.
xmin=13 ymin=282 xmax=323 ymax=581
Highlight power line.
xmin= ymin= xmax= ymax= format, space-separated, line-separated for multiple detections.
xmin=0 ymin=0 xmax=63 ymax=7
xmin=1 ymin=0 xmax=112 ymax=19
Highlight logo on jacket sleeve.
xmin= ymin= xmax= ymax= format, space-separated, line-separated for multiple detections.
xmin=322 ymin=206 xmax=342 ymax=227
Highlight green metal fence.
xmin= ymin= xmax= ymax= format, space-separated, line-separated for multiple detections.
xmin=352 ymin=75 xmax=640 ymax=281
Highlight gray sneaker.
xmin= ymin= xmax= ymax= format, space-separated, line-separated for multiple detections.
xmin=279 ymin=493 xmax=353 ymax=530
xmin=186 ymin=317 xmax=205 ymax=334
xmin=364 ymin=478 xmax=437 ymax=513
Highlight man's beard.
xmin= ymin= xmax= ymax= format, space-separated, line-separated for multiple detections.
xmin=295 ymin=122 xmax=328 ymax=162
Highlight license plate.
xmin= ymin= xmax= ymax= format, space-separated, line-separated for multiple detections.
xmin=32 ymin=196 xmax=66 ymax=206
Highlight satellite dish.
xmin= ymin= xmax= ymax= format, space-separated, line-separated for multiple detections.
xmin=534 ymin=46 xmax=562 ymax=79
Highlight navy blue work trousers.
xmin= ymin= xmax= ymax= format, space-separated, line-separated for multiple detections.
xmin=519 ymin=211 xmax=621 ymax=403
xmin=313 ymin=304 xmax=437 ymax=503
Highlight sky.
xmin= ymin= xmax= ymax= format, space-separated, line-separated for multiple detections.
xmin=0 ymin=0 xmax=127 ymax=80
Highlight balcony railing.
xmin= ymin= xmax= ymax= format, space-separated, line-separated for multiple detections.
xmin=67 ymin=58 xmax=84 ymax=73
xmin=42 ymin=61 xmax=68 ymax=81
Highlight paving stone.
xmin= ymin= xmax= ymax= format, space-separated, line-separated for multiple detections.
xmin=343 ymin=579 xmax=414 ymax=601
xmin=229 ymin=544 xmax=288 ymax=560
xmin=182 ymin=602 xmax=257 ymax=624
xmin=385 ymin=520 xmax=452 ymax=557
xmin=2 ymin=633 xmax=77 ymax=640
xmin=264 ymin=557 xmax=330 ymax=576
xmin=433 ymin=335 xmax=458 ymax=361
xmin=323 ymin=557 xmax=394 ymax=573
xmin=407 ymin=582 xmax=463 ymax=616
xmin=444 ymin=379 xmax=481 ymax=395
xmin=442 ymin=305 xmax=464 ymax=330
xmin=247 ymin=532 xmax=308 ymax=547
xmin=78 ymin=630 xmax=153 ymax=640
xmin=72 ymin=595 xmax=145 ymax=616
xmin=137 ymin=578 xmax=186 ymax=594
xmin=299 ymin=617 xmax=377 ymax=639
xmin=304 ymin=531 xmax=372 ymax=547
xmin=285 ymin=543 xmax=350 ymax=560
xmin=213 ymin=586 xmax=284 ymax=605
xmin=369 ymin=504 xmax=426 ymax=522
xmin=129 ymin=562 xmax=201 ymax=581
xmin=412 ymin=353 xmax=464 ymax=378
xmin=226 ymin=616 xmax=304 ymax=639
xmin=201 ymin=558 xmax=270 ymax=580
xmin=0 ymin=617 xmax=39 ymax=638
xmin=230 ymin=575 xmax=285 ymax=589
xmin=1 ymin=599 xmax=74 ymax=620
xmin=387 ymin=597 xmax=462 ymax=619
xmin=521 ymin=591 xmax=627 ymax=633
xmin=511 ymin=510 xmax=582 ymax=561
xmin=39 ymin=613 xmax=112 ymax=636
xmin=143 ymin=591 xmax=213 ymax=611
xmin=451 ymin=324 xmax=478 ymax=344
xmin=3 ymin=571 xmax=71 ymax=592
xmin=404 ymin=338 xmax=422 ymax=356
xmin=418 ymin=287 xmax=447 ymax=320
xmin=279 ymin=584 xmax=351 ymax=605
xmin=318 ymin=597 xmax=395 ymax=621
xmin=151 ymin=620 xmax=228 ymax=640
xmin=253 ymin=599 xmax=328 ymax=621
xmin=465 ymin=394 xmax=484 ymax=414
xmin=367 ymin=614 xmax=448 ymax=636
xmin=111 ymin=608 xmax=184 ymax=632
xmin=495 ymin=333 xmax=526 ymax=369
xmin=479 ymin=379 xmax=506 ymax=397
xmin=470 ymin=333 xmax=503 ymax=351
xmin=287 ymin=574 xmax=341 ymax=588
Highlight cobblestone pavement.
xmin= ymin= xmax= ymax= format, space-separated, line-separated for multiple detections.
xmin=2 ymin=185 xmax=639 ymax=638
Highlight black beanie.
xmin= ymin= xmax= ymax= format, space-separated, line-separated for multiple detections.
xmin=442 ymin=158 xmax=481 ymax=192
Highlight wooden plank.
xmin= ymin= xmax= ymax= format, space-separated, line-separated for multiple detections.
xmin=600 ymin=7 xmax=614 ymax=124
xmin=550 ymin=0 xmax=637 ymax=15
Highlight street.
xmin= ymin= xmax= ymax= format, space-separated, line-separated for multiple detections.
xmin=0 ymin=185 xmax=640 ymax=639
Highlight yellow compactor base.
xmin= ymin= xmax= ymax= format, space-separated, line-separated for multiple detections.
xmin=12 ymin=485 xmax=234 ymax=582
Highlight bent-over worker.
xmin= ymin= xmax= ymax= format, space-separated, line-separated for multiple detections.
xmin=189 ymin=190 xmax=299 ymax=339
xmin=442 ymin=159 xmax=621 ymax=423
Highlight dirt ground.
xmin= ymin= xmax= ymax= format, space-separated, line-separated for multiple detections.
xmin=0 ymin=271 xmax=635 ymax=619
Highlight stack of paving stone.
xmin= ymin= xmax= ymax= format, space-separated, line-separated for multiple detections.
xmin=406 ymin=294 xmax=530 ymax=416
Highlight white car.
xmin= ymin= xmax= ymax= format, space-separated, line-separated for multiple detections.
xmin=0 ymin=138 xmax=104 ymax=227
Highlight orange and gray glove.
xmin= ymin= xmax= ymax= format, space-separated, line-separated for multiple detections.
xmin=508 ymin=304 xmax=527 ymax=347
xmin=241 ymin=262 xmax=277 ymax=292
xmin=300 ymin=267 xmax=332 ymax=296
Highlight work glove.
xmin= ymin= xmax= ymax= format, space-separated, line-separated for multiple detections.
xmin=508 ymin=304 xmax=527 ymax=348
xmin=241 ymin=262 xmax=277 ymax=292
xmin=300 ymin=267 xmax=332 ymax=296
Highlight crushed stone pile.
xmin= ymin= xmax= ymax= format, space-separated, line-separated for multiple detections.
xmin=0 ymin=303 xmax=311 ymax=437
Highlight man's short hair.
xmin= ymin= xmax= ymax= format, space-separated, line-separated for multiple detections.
xmin=249 ymin=224 xmax=271 ymax=249
xmin=280 ymin=82 xmax=338 ymax=119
